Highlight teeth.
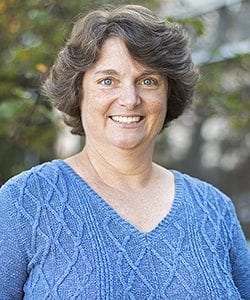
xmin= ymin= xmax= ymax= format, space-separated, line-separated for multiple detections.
xmin=111 ymin=116 xmax=141 ymax=123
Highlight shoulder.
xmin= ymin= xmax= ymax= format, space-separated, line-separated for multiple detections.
xmin=175 ymin=170 xmax=231 ymax=203
xmin=174 ymin=170 xmax=236 ymax=222
xmin=0 ymin=160 xmax=67 ymax=207
xmin=1 ymin=160 xmax=61 ymax=189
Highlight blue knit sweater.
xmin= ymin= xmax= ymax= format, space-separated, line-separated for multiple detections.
xmin=0 ymin=160 xmax=249 ymax=299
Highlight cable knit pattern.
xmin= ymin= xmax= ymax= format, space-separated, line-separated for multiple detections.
xmin=0 ymin=160 xmax=249 ymax=299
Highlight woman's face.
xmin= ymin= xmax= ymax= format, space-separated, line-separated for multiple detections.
xmin=81 ymin=37 xmax=168 ymax=152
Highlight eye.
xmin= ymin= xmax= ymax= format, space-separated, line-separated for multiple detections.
xmin=100 ymin=78 xmax=113 ymax=86
xmin=141 ymin=78 xmax=158 ymax=87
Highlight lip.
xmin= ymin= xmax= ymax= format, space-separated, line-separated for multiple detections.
xmin=110 ymin=115 xmax=143 ymax=122
xmin=109 ymin=114 xmax=144 ymax=128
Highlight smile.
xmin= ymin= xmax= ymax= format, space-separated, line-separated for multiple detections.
xmin=110 ymin=116 xmax=143 ymax=124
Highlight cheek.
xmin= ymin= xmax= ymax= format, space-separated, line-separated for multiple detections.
xmin=147 ymin=96 xmax=167 ymax=131
xmin=141 ymin=88 xmax=167 ymax=112
xmin=82 ymin=88 xmax=103 ymax=113
xmin=80 ymin=91 xmax=113 ymax=129
xmin=148 ymin=95 xmax=167 ymax=116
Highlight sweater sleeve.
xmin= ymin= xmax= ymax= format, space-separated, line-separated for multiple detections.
xmin=229 ymin=202 xmax=250 ymax=300
xmin=0 ymin=180 xmax=28 ymax=299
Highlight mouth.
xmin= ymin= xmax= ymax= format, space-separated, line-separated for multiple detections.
xmin=109 ymin=115 xmax=144 ymax=124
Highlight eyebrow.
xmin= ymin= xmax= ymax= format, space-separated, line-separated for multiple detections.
xmin=95 ymin=69 xmax=119 ymax=76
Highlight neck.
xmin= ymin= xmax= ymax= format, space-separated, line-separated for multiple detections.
xmin=74 ymin=140 xmax=156 ymax=189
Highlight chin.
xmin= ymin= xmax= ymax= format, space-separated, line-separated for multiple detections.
xmin=111 ymin=138 xmax=143 ymax=150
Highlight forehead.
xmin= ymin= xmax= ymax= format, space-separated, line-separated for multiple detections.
xmin=90 ymin=37 xmax=151 ymax=74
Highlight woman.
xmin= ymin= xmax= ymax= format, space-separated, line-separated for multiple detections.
xmin=0 ymin=5 xmax=249 ymax=299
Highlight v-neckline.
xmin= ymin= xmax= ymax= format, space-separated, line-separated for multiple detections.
xmin=53 ymin=159 xmax=184 ymax=237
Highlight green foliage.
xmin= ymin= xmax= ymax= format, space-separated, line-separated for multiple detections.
xmin=167 ymin=16 xmax=205 ymax=37
xmin=196 ymin=54 xmax=250 ymax=131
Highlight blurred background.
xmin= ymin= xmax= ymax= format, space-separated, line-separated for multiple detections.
xmin=0 ymin=0 xmax=249 ymax=240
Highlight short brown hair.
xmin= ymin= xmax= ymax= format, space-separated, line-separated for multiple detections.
xmin=42 ymin=5 xmax=199 ymax=136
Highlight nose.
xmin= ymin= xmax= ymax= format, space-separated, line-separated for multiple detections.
xmin=118 ymin=84 xmax=141 ymax=110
